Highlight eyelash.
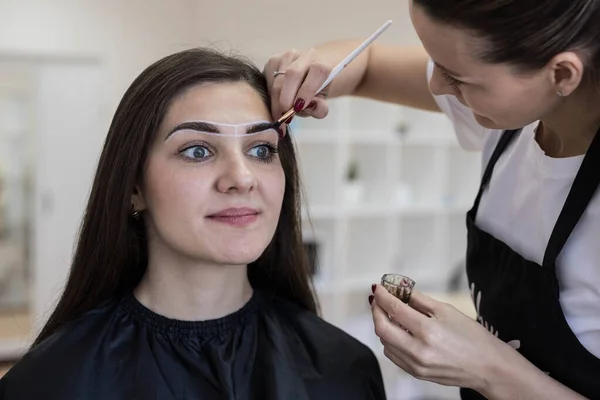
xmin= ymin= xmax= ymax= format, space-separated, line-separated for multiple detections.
xmin=441 ymin=70 xmax=464 ymax=86
xmin=252 ymin=142 xmax=279 ymax=163
xmin=177 ymin=141 xmax=279 ymax=164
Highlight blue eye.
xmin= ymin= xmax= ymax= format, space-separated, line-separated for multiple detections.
xmin=248 ymin=144 xmax=277 ymax=162
xmin=181 ymin=145 xmax=212 ymax=160
xmin=178 ymin=143 xmax=278 ymax=164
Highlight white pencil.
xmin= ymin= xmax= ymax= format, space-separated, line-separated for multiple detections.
xmin=275 ymin=20 xmax=393 ymax=127
xmin=315 ymin=20 xmax=393 ymax=94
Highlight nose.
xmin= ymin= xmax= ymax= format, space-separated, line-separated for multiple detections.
xmin=429 ymin=66 xmax=459 ymax=97
xmin=216 ymin=153 xmax=257 ymax=194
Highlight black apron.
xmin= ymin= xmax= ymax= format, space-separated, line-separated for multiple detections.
xmin=460 ymin=128 xmax=600 ymax=399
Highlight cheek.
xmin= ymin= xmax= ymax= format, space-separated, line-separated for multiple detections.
xmin=463 ymin=94 xmax=495 ymax=121
xmin=260 ymin=167 xmax=286 ymax=211
xmin=143 ymin=157 xmax=209 ymax=216
xmin=470 ymin=76 xmax=551 ymax=120
xmin=460 ymin=83 xmax=528 ymax=126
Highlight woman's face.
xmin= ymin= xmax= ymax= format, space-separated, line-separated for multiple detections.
xmin=409 ymin=1 xmax=561 ymax=130
xmin=135 ymin=82 xmax=285 ymax=266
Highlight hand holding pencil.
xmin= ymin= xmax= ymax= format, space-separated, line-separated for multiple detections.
xmin=264 ymin=20 xmax=392 ymax=127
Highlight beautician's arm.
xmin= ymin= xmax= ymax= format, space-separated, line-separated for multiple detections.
xmin=264 ymin=40 xmax=440 ymax=120
xmin=353 ymin=42 xmax=440 ymax=112
xmin=485 ymin=356 xmax=588 ymax=400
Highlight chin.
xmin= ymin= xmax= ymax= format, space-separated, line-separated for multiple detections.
xmin=472 ymin=112 xmax=524 ymax=131
xmin=210 ymin=242 xmax=267 ymax=266
xmin=472 ymin=112 xmax=500 ymax=129
xmin=215 ymin=254 xmax=261 ymax=266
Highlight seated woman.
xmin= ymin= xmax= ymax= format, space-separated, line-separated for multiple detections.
xmin=0 ymin=48 xmax=386 ymax=400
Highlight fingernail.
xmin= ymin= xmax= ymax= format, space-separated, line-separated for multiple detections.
xmin=285 ymin=116 xmax=294 ymax=124
xmin=307 ymin=100 xmax=317 ymax=110
xmin=371 ymin=284 xmax=376 ymax=294
xmin=368 ymin=295 xmax=374 ymax=305
xmin=293 ymin=98 xmax=305 ymax=112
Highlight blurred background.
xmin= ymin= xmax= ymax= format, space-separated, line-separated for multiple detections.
xmin=0 ymin=0 xmax=480 ymax=398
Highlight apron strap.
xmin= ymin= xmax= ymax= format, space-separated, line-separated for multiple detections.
xmin=542 ymin=128 xmax=600 ymax=270
xmin=470 ymin=129 xmax=521 ymax=217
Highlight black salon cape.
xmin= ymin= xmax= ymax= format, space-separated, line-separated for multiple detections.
xmin=0 ymin=290 xmax=386 ymax=400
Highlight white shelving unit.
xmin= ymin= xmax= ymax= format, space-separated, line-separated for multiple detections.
xmin=293 ymin=97 xmax=480 ymax=398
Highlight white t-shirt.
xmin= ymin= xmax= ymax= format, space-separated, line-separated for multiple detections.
xmin=426 ymin=61 xmax=600 ymax=359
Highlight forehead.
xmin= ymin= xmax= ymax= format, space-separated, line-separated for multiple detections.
xmin=409 ymin=3 xmax=481 ymax=74
xmin=162 ymin=81 xmax=271 ymax=129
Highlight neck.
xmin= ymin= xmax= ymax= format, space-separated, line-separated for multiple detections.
xmin=537 ymin=86 xmax=600 ymax=158
xmin=134 ymin=239 xmax=253 ymax=321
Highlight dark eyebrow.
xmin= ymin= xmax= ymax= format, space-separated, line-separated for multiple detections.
xmin=166 ymin=121 xmax=276 ymax=140
xmin=247 ymin=122 xmax=277 ymax=134
xmin=166 ymin=121 xmax=220 ymax=140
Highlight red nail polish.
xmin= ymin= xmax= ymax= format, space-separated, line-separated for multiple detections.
xmin=307 ymin=100 xmax=317 ymax=110
xmin=371 ymin=284 xmax=376 ymax=294
xmin=293 ymin=98 xmax=305 ymax=112
xmin=368 ymin=295 xmax=374 ymax=305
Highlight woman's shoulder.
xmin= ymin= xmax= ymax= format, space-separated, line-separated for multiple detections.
xmin=265 ymin=293 xmax=383 ymax=375
xmin=0 ymin=299 xmax=122 ymax=399
xmin=264 ymin=293 xmax=386 ymax=398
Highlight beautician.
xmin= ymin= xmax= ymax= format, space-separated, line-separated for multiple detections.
xmin=263 ymin=0 xmax=600 ymax=399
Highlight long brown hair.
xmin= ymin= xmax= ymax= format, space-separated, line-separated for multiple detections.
xmin=32 ymin=48 xmax=318 ymax=347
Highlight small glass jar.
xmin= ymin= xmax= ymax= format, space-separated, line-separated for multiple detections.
xmin=381 ymin=273 xmax=415 ymax=303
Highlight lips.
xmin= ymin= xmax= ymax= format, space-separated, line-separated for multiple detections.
xmin=206 ymin=207 xmax=260 ymax=226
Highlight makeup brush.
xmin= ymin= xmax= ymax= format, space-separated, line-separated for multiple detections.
xmin=272 ymin=19 xmax=393 ymax=131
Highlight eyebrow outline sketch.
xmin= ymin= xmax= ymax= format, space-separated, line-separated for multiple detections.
xmin=165 ymin=121 xmax=276 ymax=140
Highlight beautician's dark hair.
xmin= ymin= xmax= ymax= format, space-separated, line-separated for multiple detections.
xmin=32 ymin=48 xmax=318 ymax=347
xmin=414 ymin=0 xmax=600 ymax=83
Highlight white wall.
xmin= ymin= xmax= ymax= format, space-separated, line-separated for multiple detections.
xmin=0 ymin=0 xmax=421 ymax=115
xmin=0 ymin=0 xmax=199 ymax=110
xmin=192 ymin=0 xmax=420 ymax=66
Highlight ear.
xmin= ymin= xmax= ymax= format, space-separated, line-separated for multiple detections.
xmin=131 ymin=185 xmax=147 ymax=211
xmin=547 ymin=51 xmax=585 ymax=96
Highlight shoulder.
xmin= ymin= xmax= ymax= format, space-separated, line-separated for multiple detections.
xmin=0 ymin=299 xmax=121 ymax=399
xmin=271 ymin=295 xmax=378 ymax=362
xmin=266 ymin=294 xmax=386 ymax=397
